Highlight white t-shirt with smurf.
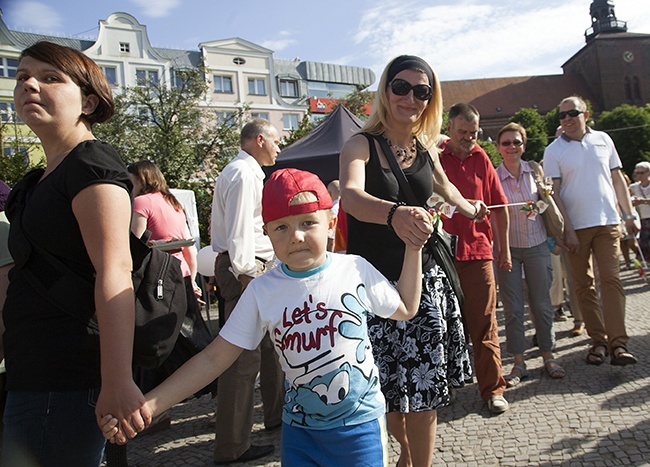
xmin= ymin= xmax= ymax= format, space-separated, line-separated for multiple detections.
xmin=219 ymin=253 xmax=401 ymax=429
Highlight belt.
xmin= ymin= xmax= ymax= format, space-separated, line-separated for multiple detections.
xmin=219 ymin=251 xmax=268 ymax=264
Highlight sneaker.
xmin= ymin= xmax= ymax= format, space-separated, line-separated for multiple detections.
xmin=554 ymin=306 xmax=568 ymax=322
xmin=487 ymin=394 xmax=509 ymax=414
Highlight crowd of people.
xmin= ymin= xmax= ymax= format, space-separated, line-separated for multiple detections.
xmin=0 ymin=41 xmax=646 ymax=466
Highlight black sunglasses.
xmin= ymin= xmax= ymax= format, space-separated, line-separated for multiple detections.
xmin=500 ymin=140 xmax=524 ymax=147
xmin=559 ymin=109 xmax=584 ymax=120
xmin=389 ymin=78 xmax=432 ymax=101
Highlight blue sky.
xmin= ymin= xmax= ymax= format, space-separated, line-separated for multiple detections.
xmin=3 ymin=0 xmax=650 ymax=84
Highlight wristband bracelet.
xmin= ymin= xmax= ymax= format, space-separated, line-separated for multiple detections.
xmin=624 ymin=214 xmax=637 ymax=220
xmin=387 ymin=202 xmax=406 ymax=231
xmin=471 ymin=203 xmax=479 ymax=220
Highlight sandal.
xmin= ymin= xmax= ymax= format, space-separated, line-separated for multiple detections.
xmin=610 ymin=346 xmax=638 ymax=366
xmin=586 ymin=345 xmax=608 ymax=365
xmin=504 ymin=364 xmax=529 ymax=388
xmin=544 ymin=359 xmax=566 ymax=379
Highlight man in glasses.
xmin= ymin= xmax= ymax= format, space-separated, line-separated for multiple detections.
xmin=439 ymin=103 xmax=511 ymax=414
xmin=629 ymin=161 xmax=650 ymax=268
xmin=543 ymin=96 xmax=639 ymax=367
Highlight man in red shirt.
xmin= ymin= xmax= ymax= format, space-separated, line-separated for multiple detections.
xmin=439 ymin=103 xmax=512 ymax=414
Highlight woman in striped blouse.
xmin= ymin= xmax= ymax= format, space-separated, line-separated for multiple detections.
xmin=494 ymin=123 xmax=565 ymax=387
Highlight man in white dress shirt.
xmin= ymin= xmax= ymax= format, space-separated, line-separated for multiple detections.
xmin=210 ymin=119 xmax=285 ymax=464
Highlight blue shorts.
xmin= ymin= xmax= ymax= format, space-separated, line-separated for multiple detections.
xmin=281 ymin=417 xmax=388 ymax=466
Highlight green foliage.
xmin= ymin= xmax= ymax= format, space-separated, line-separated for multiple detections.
xmin=280 ymin=111 xmax=315 ymax=148
xmin=509 ymin=108 xmax=548 ymax=162
xmin=0 ymin=119 xmax=44 ymax=186
xmin=334 ymin=87 xmax=373 ymax=121
xmin=93 ymin=64 xmax=245 ymax=244
xmin=479 ymin=140 xmax=502 ymax=167
xmin=596 ymin=104 xmax=650 ymax=176
xmin=94 ymin=65 xmax=243 ymax=186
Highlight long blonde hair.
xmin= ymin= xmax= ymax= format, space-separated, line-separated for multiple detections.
xmin=362 ymin=55 xmax=443 ymax=150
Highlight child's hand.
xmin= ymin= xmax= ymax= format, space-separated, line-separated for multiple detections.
xmin=99 ymin=414 xmax=122 ymax=443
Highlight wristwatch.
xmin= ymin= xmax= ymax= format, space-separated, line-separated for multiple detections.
xmin=624 ymin=214 xmax=637 ymax=220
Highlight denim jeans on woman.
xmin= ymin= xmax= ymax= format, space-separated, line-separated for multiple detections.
xmin=496 ymin=242 xmax=555 ymax=354
xmin=1 ymin=388 xmax=106 ymax=467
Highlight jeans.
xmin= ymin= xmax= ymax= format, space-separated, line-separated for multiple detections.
xmin=497 ymin=242 xmax=555 ymax=354
xmin=1 ymin=388 xmax=106 ymax=467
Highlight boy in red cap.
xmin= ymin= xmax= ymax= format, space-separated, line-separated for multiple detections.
xmin=100 ymin=168 xmax=425 ymax=465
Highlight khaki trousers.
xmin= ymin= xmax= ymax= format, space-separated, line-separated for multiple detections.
xmin=213 ymin=254 xmax=284 ymax=462
xmin=566 ymin=225 xmax=628 ymax=350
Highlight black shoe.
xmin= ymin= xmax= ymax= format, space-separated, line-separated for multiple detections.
xmin=214 ymin=445 xmax=274 ymax=465
xmin=265 ymin=422 xmax=282 ymax=432
xmin=554 ymin=306 xmax=568 ymax=322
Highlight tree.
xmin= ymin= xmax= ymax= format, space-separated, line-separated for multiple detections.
xmin=334 ymin=87 xmax=373 ymax=120
xmin=94 ymin=65 xmax=243 ymax=186
xmin=509 ymin=108 xmax=548 ymax=162
xmin=0 ymin=116 xmax=44 ymax=186
xmin=478 ymin=140 xmax=502 ymax=168
xmin=280 ymin=111 xmax=315 ymax=148
xmin=596 ymin=104 xmax=650 ymax=177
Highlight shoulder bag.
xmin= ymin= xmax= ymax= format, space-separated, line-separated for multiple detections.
xmin=528 ymin=160 xmax=564 ymax=240
xmin=367 ymin=133 xmax=465 ymax=307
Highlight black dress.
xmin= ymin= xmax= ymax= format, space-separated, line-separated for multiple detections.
xmin=346 ymin=134 xmax=471 ymax=412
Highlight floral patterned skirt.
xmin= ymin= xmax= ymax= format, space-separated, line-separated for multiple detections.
xmin=368 ymin=264 xmax=471 ymax=413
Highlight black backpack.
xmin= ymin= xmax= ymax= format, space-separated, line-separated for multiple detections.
xmin=19 ymin=230 xmax=188 ymax=369
xmin=7 ymin=169 xmax=187 ymax=369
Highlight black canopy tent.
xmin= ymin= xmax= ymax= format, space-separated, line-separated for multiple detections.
xmin=265 ymin=105 xmax=364 ymax=183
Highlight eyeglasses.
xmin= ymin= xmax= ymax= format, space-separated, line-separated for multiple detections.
xmin=389 ymin=78 xmax=432 ymax=101
xmin=558 ymin=109 xmax=584 ymax=120
xmin=500 ymin=140 xmax=524 ymax=147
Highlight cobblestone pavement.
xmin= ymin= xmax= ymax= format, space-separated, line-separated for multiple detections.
xmin=111 ymin=266 xmax=650 ymax=466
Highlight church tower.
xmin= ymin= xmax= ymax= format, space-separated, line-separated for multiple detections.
xmin=585 ymin=0 xmax=627 ymax=43
xmin=562 ymin=0 xmax=648 ymax=110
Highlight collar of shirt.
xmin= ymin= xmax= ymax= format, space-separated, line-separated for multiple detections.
xmin=235 ymin=150 xmax=266 ymax=181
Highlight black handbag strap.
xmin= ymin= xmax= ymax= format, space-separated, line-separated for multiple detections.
xmin=365 ymin=133 xmax=422 ymax=207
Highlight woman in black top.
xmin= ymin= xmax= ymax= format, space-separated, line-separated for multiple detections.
xmin=339 ymin=55 xmax=487 ymax=467
xmin=2 ymin=41 xmax=150 ymax=466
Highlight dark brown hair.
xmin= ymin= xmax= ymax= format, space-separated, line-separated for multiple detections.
xmin=19 ymin=41 xmax=114 ymax=125
xmin=127 ymin=160 xmax=182 ymax=211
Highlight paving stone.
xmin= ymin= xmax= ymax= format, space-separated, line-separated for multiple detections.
xmin=103 ymin=267 xmax=650 ymax=466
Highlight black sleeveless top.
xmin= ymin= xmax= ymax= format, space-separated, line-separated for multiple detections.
xmin=346 ymin=133 xmax=436 ymax=281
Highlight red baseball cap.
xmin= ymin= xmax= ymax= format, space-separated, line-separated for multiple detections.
xmin=262 ymin=168 xmax=333 ymax=224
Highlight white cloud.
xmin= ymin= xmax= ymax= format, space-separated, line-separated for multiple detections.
xmin=260 ymin=31 xmax=297 ymax=52
xmin=353 ymin=0 xmax=646 ymax=82
xmin=4 ymin=1 xmax=64 ymax=32
xmin=130 ymin=0 xmax=181 ymax=18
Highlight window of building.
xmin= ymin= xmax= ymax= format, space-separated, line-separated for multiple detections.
xmin=633 ymin=76 xmax=642 ymax=103
xmin=280 ymin=79 xmax=299 ymax=98
xmin=233 ymin=57 xmax=246 ymax=65
xmin=3 ymin=145 xmax=29 ymax=162
xmin=102 ymin=66 xmax=118 ymax=86
xmin=248 ymin=78 xmax=266 ymax=96
xmin=0 ymin=102 xmax=20 ymax=123
xmin=250 ymin=112 xmax=269 ymax=120
xmin=0 ymin=56 xmax=18 ymax=78
xmin=307 ymin=81 xmax=356 ymax=99
xmin=625 ymin=77 xmax=632 ymax=103
xmin=282 ymin=113 xmax=300 ymax=130
xmin=216 ymin=111 xmax=237 ymax=127
xmin=119 ymin=42 xmax=130 ymax=53
xmin=136 ymin=69 xmax=159 ymax=86
xmin=214 ymin=75 xmax=233 ymax=93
